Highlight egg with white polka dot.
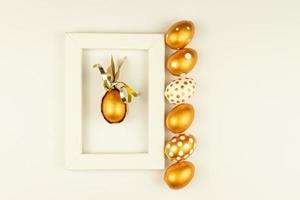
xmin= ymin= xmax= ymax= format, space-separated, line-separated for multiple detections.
xmin=165 ymin=77 xmax=196 ymax=104
xmin=165 ymin=134 xmax=196 ymax=161
xmin=165 ymin=20 xmax=195 ymax=49
xmin=167 ymin=48 xmax=198 ymax=76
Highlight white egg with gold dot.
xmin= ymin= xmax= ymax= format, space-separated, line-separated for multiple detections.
xmin=164 ymin=133 xmax=196 ymax=161
xmin=165 ymin=77 xmax=196 ymax=104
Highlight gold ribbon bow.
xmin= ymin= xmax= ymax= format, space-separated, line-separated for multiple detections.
xmin=93 ymin=56 xmax=139 ymax=103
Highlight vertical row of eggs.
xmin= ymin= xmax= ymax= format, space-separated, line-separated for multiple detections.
xmin=164 ymin=20 xmax=198 ymax=190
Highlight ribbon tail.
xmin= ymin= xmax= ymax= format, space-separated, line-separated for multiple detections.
xmin=116 ymin=82 xmax=139 ymax=103
xmin=126 ymin=86 xmax=139 ymax=97
xmin=127 ymin=93 xmax=132 ymax=103
xmin=124 ymin=83 xmax=139 ymax=103
xmin=115 ymin=56 xmax=127 ymax=81
xmin=94 ymin=63 xmax=113 ymax=91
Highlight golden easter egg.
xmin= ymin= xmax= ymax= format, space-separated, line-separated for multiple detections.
xmin=165 ymin=77 xmax=196 ymax=104
xmin=165 ymin=20 xmax=195 ymax=49
xmin=166 ymin=103 xmax=194 ymax=133
xmin=164 ymin=161 xmax=195 ymax=189
xmin=167 ymin=48 xmax=198 ymax=76
xmin=101 ymin=89 xmax=127 ymax=123
xmin=165 ymin=134 xmax=196 ymax=161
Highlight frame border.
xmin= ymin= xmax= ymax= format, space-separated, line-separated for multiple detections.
xmin=65 ymin=33 xmax=165 ymax=170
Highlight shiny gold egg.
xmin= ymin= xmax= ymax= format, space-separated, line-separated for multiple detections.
xmin=165 ymin=20 xmax=195 ymax=49
xmin=166 ymin=104 xmax=194 ymax=133
xmin=165 ymin=134 xmax=196 ymax=161
xmin=101 ymin=89 xmax=127 ymax=123
xmin=164 ymin=161 xmax=195 ymax=189
xmin=167 ymin=48 xmax=198 ymax=76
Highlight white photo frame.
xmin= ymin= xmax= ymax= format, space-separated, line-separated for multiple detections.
xmin=65 ymin=33 xmax=165 ymax=170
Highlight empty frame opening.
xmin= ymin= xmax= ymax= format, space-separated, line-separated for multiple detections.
xmin=81 ymin=49 xmax=148 ymax=153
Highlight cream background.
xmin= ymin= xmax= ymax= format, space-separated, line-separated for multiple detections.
xmin=0 ymin=0 xmax=300 ymax=199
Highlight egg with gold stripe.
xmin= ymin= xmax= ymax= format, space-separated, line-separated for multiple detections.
xmin=165 ymin=20 xmax=195 ymax=49
xmin=167 ymin=48 xmax=198 ymax=76
xmin=165 ymin=77 xmax=196 ymax=104
xmin=165 ymin=134 xmax=196 ymax=161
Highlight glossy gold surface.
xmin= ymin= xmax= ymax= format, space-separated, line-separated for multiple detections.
xmin=164 ymin=161 xmax=195 ymax=189
xmin=166 ymin=103 xmax=194 ymax=133
xmin=165 ymin=20 xmax=195 ymax=49
xmin=165 ymin=133 xmax=196 ymax=161
xmin=167 ymin=48 xmax=198 ymax=76
xmin=101 ymin=89 xmax=127 ymax=123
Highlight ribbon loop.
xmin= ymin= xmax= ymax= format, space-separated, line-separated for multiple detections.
xmin=93 ymin=57 xmax=139 ymax=103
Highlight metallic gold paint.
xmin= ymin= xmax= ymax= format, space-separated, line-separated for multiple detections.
xmin=166 ymin=103 xmax=194 ymax=133
xmin=101 ymin=89 xmax=127 ymax=123
xmin=165 ymin=133 xmax=196 ymax=161
xmin=164 ymin=161 xmax=195 ymax=189
xmin=165 ymin=20 xmax=195 ymax=49
xmin=166 ymin=48 xmax=198 ymax=76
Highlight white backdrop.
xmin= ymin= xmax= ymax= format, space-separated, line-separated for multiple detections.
xmin=0 ymin=0 xmax=300 ymax=199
